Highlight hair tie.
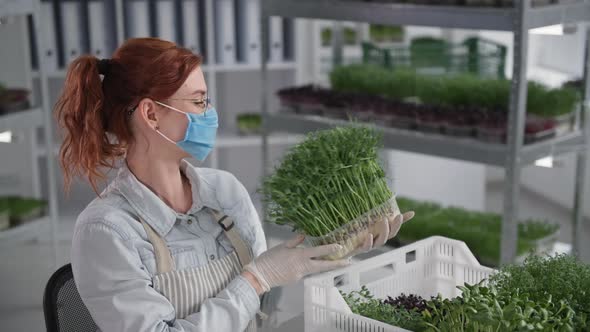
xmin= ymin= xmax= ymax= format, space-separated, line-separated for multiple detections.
xmin=97 ymin=58 xmax=111 ymax=76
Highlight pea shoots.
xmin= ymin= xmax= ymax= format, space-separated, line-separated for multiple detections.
xmin=261 ymin=126 xmax=396 ymax=258
xmin=341 ymin=254 xmax=590 ymax=331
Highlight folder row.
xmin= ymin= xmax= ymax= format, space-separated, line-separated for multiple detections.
xmin=33 ymin=0 xmax=295 ymax=72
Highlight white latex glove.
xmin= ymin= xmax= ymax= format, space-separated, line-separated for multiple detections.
xmin=344 ymin=211 xmax=415 ymax=258
xmin=243 ymin=234 xmax=351 ymax=293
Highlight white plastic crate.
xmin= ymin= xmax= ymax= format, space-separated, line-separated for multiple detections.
xmin=304 ymin=236 xmax=496 ymax=332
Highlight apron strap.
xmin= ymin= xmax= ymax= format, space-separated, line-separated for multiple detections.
xmin=209 ymin=209 xmax=253 ymax=266
xmin=139 ymin=210 xmax=252 ymax=274
xmin=140 ymin=219 xmax=175 ymax=274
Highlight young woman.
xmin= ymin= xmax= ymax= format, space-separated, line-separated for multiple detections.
xmin=56 ymin=38 xmax=413 ymax=331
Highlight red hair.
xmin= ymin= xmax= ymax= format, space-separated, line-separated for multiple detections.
xmin=54 ymin=38 xmax=202 ymax=194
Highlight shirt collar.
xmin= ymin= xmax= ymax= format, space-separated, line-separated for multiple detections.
xmin=114 ymin=159 xmax=208 ymax=237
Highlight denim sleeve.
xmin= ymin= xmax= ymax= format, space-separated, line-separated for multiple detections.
xmin=228 ymin=177 xmax=268 ymax=258
xmin=71 ymin=221 xmax=260 ymax=332
xmin=245 ymin=193 xmax=268 ymax=258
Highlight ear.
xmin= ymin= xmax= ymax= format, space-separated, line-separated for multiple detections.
xmin=136 ymin=98 xmax=159 ymax=130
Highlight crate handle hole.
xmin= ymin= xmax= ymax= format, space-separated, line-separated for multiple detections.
xmin=359 ymin=263 xmax=395 ymax=285
xmin=406 ymin=250 xmax=416 ymax=263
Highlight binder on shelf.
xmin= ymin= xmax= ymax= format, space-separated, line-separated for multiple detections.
xmin=147 ymin=0 xmax=158 ymax=37
xmin=282 ymin=18 xmax=294 ymax=61
xmin=157 ymin=0 xmax=176 ymax=43
xmin=122 ymin=0 xmax=130 ymax=40
xmin=61 ymin=1 xmax=82 ymax=66
xmin=103 ymin=0 xmax=118 ymax=56
xmin=235 ymin=0 xmax=246 ymax=63
xmin=79 ymin=0 xmax=91 ymax=56
xmin=182 ymin=0 xmax=200 ymax=54
xmin=126 ymin=0 xmax=150 ymax=38
xmin=197 ymin=0 xmax=208 ymax=62
xmin=237 ymin=0 xmax=260 ymax=65
xmin=89 ymin=0 xmax=107 ymax=58
xmin=269 ymin=16 xmax=283 ymax=63
xmin=173 ymin=0 xmax=185 ymax=46
xmin=27 ymin=15 xmax=38 ymax=71
xmin=40 ymin=1 xmax=58 ymax=72
xmin=214 ymin=0 xmax=236 ymax=65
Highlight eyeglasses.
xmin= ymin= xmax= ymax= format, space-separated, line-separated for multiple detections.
xmin=127 ymin=95 xmax=212 ymax=116
xmin=168 ymin=95 xmax=211 ymax=114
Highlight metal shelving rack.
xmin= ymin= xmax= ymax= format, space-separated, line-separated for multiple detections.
xmin=260 ymin=0 xmax=590 ymax=264
xmin=0 ymin=0 xmax=60 ymax=259
xmin=30 ymin=0 xmax=299 ymax=171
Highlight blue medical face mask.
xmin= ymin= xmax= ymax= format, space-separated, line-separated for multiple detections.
xmin=155 ymin=101 xmax=218 ymax=161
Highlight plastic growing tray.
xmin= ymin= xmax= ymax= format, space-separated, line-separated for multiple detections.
xmin=390 ymin=116 xmax=417 ymax=130
xmin=305 ymin=197 xmax=400 ymax=260
xmin=296 ymin=103 xmax=325 ymax=116
xmin=304 ymin=236 xmax=495 ymax=332
xmin=553 ymin=112 xmax=576 ymax=136
xmin=476 ymin=127 xmax=506 ymax=144
xmin=415 ymin=120 xmax=443 ymax=134
xmin=524 ymin=128 xmax=556 ymax=144
xmin=351 ymin=110 xmax=374 ymax=123
xmin=444 ymin=124 xmax=475 ymax=137
xmin=323 ymin=107 xmax=350 ymax=120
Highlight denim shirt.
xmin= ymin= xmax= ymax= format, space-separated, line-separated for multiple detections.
xmin=70 ymin=159 xmax=267 ymax=332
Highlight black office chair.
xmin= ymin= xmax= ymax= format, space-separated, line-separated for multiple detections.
xmin=43 ymin=263 xmax=98 ymax=332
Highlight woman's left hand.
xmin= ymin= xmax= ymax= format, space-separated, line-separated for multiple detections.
xmin=346 ymin=211 xmax=415 ymax=258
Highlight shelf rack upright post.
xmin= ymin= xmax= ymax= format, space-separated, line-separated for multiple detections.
xmin=260 ymin=0 xmax=590 ymax=264
xmin=574 ymin=23 xmax=590 ymax=257
xmin=32 ymin=0 xmax=60 ymax=266
xmin=0 ymin=0 xmax=60 ymax=265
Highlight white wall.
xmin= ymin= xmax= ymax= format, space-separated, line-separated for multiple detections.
xmin=521 ymin=156 xmax=590 ymax=217
xmin=381 ymin=27 xmax=488 ymax=210
xmin=480 ymin=27 xmax=590 ymax=218
xmin=383 ymin=150 xmax=486 ymax=210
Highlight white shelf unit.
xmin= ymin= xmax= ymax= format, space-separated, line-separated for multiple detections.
xmin=261 ymin=0 xmax=590 ymax=31
xmin=0 ymin=0 xmax=60 ymax=254
xmin=260 ymin=0 xmax=590 ymax=264
xmin=266 ymin=113 xmax=586 ymax=167
xmin=32 ymin=0 xmax=297 ymax=95
xmin=23 ymin=1 xmax=300 ymax=211
xmin=35 ymin=132 xmax=304 ymax=159
xmin=23 ymin=0 xmax=298 ymax=224
xmin=31 ymin=61 xmax=298 ymax=79
xmin=0 ymin=107 xmax=43 ymax=133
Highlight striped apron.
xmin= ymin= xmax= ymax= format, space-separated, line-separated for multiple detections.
xmin=140 ymin=208 xmax=259 ymax=331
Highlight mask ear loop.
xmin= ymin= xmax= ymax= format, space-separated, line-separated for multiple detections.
xmin=154 ymin=126 xmax=177 ymax=145
xmin=153 ymin=101 xmax=189 ymax=144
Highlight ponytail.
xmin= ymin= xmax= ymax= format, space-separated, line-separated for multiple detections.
xmin=55 ymin=56 xmax=124 ymax=194
xmin=55 ymin=38 xmax=202 ymax=195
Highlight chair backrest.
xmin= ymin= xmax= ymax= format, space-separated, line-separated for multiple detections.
xmin=43 ymin=264 xmax=98 ymax=332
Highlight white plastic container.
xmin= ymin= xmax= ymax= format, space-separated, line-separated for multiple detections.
xmin=304 ymin=236 xmax=496 ymax=332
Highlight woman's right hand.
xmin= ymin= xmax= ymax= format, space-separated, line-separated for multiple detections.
xmin=243 ymin=234 xmax=351 ymax=293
